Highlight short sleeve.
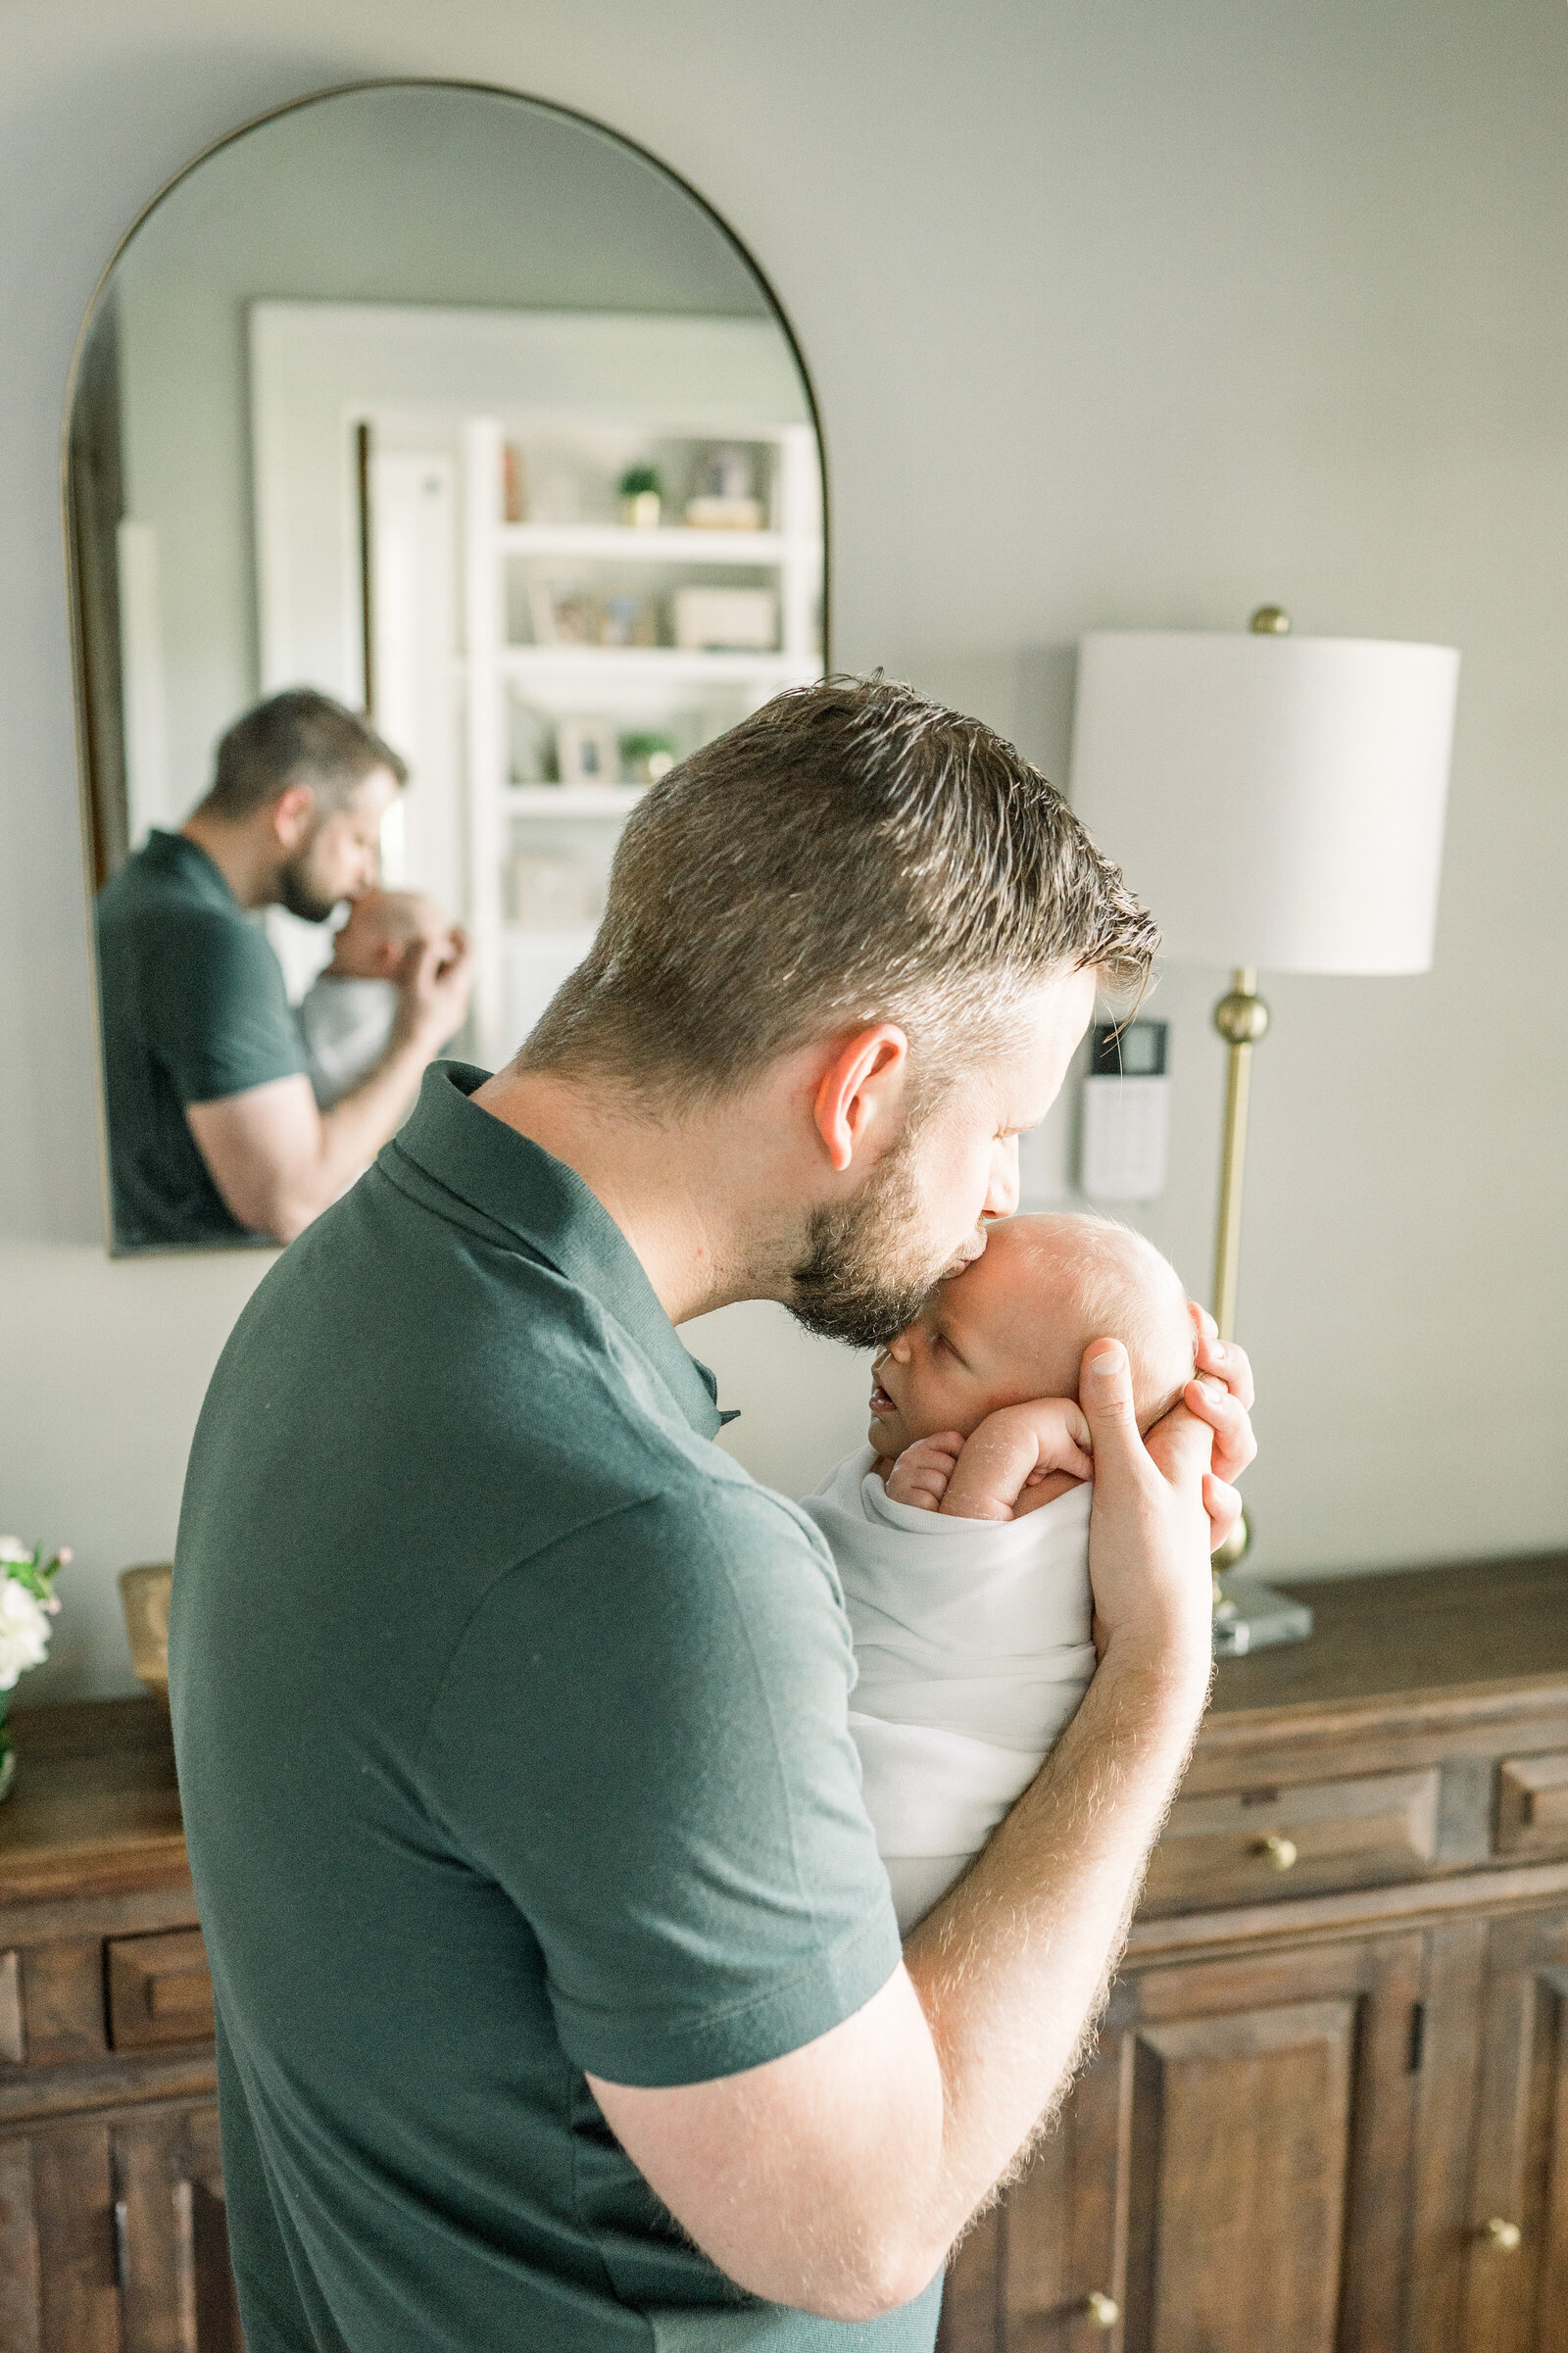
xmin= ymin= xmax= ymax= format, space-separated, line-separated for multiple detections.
xmin=146 ymin=909 xmax=305 ymax=1105
xmin=416 ymin=1484 xmax=903 ymax=2088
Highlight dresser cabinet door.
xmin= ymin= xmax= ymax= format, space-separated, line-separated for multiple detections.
xmin=940 ymin=1930 xmax=1425 ymax=2353
xmin=0 ymin=2120 xmax=122 ymax=2353
xmin=110 ymin=2101 xmax=242 ymax=2353
xmin=1461 ymin=1905 xmax=1568 ymax=2353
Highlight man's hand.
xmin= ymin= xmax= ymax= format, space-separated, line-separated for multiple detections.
xmin=883 ymin=1432 xmax=963 ymax=1511
xmin=1077 ymin=1338 xmax=1216 ymax=1692
xmin=393 ymin=926 xmax=473 ymax=1057
xmin=188 ymin=926 xmax=476 ymax=1245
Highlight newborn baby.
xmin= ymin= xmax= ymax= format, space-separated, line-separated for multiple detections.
xmin=801 ymin=1213 xmax=1196 ymax=1933
xmin=299 ymin=889 xmax=452 ymax=1108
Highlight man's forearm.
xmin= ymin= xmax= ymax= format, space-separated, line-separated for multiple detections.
xmin=900 ymin=1641 xmax=1208 ymax=2255
xmin=315 ymin=1030 xmax=432 ymax=1194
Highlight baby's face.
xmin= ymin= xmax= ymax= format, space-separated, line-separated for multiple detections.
xmin=867 ymin=1214 xmax=1194 ymax=1458
xmin=328 ymin=890 xmax=445 ymax=980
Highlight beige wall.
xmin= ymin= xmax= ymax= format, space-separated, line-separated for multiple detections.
xmin=3 ymin=0 xmax=1565 ymax=1700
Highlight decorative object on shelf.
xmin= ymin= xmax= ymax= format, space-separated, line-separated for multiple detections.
xmin=119 ymin=1561 xmax=172 ymax=1702
xmin=0 ymin=1536 xmax=69 ymax=1796
xmin=556 ymin=715 xmax=621 ymax=786
xmin=600 ymin=593 xmax=658 ymax=650
xmin=685 ymin=442 xmax=764 ymax=531
xmin=502 ymin=442 xmax=529 ymax=525
xmin=620 ymin=731 xmax=678 ymax=786
xmin=617 ymin=464 xmax=663 ymax=529
xmin=1070 ymin=605 xmax=1458 ymax=1657
xmin=672 ymin=585 xmax=777 ymax=653
xmin=506 ymin=852 xmax=602 ymax=930
xmin=527 ymin=581 xmax=599 ymax=647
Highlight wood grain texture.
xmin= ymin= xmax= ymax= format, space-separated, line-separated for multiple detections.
xmin=1496 ymin=1755 xmax=1568 ymax=1862
xmin=1462 ymin=1907 xmax=1568 ymax=2353
xmin=1142 ymin=1768 xmax=1440 ymax=1915
xmin=108 ymin=1931 xmax=215 ymax=2053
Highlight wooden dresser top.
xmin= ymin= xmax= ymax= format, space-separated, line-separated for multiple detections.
xmin=2 ymin=1550 xmax=1564 ymax=1903
xmin=1210 ymin=1549 xmax=1568 ymax=1717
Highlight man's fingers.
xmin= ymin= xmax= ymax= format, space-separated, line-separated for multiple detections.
xmin=1183 ymin=1377 xmax=1257 ymax=1484
xmin=1077 ymin=1342 xmax=1146 ymax=1488
xmin=1203 ymin=1473 xmax=1243 ymax=1554
xmin=1194 ymin=1329 xmax=1254 ymax=1412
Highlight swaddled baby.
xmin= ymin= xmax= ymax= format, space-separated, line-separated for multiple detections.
xmin=801 ymin=1213 xmax=1197 ymax=1933
xmin=299 ymin=889 xmax=454 ymax=1108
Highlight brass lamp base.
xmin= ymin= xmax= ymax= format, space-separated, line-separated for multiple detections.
xmin=1213 ymin=1573 xmax=1314 ymax=1658
xmin=1208 ymin=1510 xmax=1311 ymax=1657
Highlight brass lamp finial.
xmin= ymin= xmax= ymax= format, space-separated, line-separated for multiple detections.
xmin=1250 ymin=605 xmax=1292 ymax=635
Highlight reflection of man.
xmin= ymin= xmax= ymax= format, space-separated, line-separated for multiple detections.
xmin=172 ymin=679 xmax=1255 ymax=2350
xmin=95 ymin=688 xmax=470 ymax=1250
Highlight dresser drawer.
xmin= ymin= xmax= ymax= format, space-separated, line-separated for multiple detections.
xmin=1494 ymin=1751 xmax=1568 ymax=1858
xmin=107 ymin=1928 xmax=215 ymax=2051
xmin=1142 ymin=1767 xmax=1442 ymax=1914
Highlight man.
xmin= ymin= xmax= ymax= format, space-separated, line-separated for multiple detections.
xmin=95 ymin=687 xmax=471 ymax=1249
xmin=171 ymin=677 xmax=1254 ymax=2350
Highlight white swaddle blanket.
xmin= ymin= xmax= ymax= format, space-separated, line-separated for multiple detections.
xmin=801 ymin=1446 xmax=1096 ymax=1933
xmin=298 ymin=976 xmax=399 ymax=1109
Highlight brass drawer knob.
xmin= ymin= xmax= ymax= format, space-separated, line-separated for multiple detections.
xmin=1259 ymin=1833 xmax=1298 ymax=1872
xmin=1486 ymin=2217 xmax=1522 ymax=2252
xmin=1085 ymin=2289 xmax=1120 ymax=2328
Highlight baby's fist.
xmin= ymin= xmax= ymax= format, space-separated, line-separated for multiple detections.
xmin=885 ymin=1432 xmax=964 ymax=1512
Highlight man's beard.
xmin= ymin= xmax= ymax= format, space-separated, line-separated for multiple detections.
xmin=277 ymin=848 xmax=340 ymax=927
xmin=786 ymin=1130 xmax=970 ymax=1350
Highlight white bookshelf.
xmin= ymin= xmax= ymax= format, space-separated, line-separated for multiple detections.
xmin=462 ymin=412 xmax=824 ymax=1064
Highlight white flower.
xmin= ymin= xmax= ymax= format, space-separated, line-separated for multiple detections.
xmin=0 ymin=1581 xmax=52 ymax=1691
xmin=0 ymin=1538 xmax=30 ymax=1565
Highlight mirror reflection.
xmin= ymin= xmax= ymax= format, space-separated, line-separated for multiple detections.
xmin=70 ymin=81 xmax=825 ymax=1252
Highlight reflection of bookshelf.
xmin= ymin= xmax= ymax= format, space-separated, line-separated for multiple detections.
xmin=462 ymin=416 xmax=823 ymax=1066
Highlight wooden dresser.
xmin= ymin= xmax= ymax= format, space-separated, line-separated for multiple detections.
xmin=940 ymin=1550 xmax=1568 ymax=2353
xmin=2 ymin=1553 xmax=1566 ymax=2353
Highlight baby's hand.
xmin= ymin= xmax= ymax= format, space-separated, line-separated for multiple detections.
xmin=942 ymin=1397 xmax=1094 ymax=1522
xmin=884 ymin=1432 xmax=964 ymax=1513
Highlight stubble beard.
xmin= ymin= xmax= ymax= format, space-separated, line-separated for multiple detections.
xmin=276 ymin=838 xmax=341 ymax=927
xmin=786 ymin=1128 xmax=972 ymax=1350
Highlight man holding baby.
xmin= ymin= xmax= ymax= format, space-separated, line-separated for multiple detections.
xmin=171 ymin=675 xmax=1255 ymax=2352
xmin=94 ymin=687 xmax=470 ymax=1249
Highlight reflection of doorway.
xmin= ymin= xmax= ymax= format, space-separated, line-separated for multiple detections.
xmin=251 ymin=302 xmax=824 ymax=1063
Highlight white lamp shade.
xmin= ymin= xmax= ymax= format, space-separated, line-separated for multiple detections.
xmin=1069 ymin=630 xmax=1458 ymax=974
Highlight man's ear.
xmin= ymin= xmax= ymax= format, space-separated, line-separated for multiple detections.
xmin=270 ymin=781 xmax=317 ymax=851
xmin=812 ymin=1026 xmax=909 ymax=1175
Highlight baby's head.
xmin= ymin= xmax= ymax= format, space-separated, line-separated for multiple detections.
xmin=325 ymin=889 xmax=449 ymax=981
xmin=867 ymin=1212 xmax=1196 ymax=1457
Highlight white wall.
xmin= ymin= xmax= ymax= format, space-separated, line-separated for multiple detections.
xmin=114 ymin=83 xmax=770 ymax=827
xmin=3 ymin=0 xmax=1565 ymax=1701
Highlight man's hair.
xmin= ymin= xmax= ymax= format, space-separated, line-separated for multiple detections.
xmin=522 ymin=673 xmax=1157 ymax=1103
xmin=204 ymin=689 xmax=408 ymax=820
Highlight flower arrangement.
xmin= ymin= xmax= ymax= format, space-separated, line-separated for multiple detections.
xmin=0 ymin=1538 xmax=68 ymax=1800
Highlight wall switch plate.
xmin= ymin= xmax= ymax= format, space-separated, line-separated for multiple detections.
xmin=1079 ymin=1020 xmax=1170 ymax=1201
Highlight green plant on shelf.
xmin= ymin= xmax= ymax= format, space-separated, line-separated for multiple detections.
xmin=620 ymin=732 xmax=679 ymax=785
xmin=616 ymin=465 xmax=663 ymax=500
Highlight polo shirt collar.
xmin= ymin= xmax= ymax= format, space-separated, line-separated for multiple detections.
xmin=144 ymin=828 xmax=240 ymax=908
xmin=389 ymin=1064 xmax=729 ymax=1441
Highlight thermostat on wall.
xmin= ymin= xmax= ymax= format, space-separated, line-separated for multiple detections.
xmin=1079 ymin=1021 xmax=1170 ymax=1201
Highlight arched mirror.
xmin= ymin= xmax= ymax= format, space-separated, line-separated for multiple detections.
xmin=68 ymin=80 xmax=826 ymax=1254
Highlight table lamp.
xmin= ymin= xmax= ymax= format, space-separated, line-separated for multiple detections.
xmin=1069 ymin=607 xmax=1458 ymax=1655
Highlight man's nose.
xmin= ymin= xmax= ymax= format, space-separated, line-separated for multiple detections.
xmin=984 ymin=1135 xmax=1020 ymax=1220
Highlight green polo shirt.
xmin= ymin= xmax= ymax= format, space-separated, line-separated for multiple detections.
xmin=170 ymin=1063 xmax=934 ymax=2353
xmin=95 ymin=828 xmax=307 ymax=1249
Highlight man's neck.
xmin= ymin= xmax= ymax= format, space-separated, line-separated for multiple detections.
xmin=181 ymin=809 xmax=279 ymax=912
xmin=472 ymin=1064 xmax=802 ymax=1326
